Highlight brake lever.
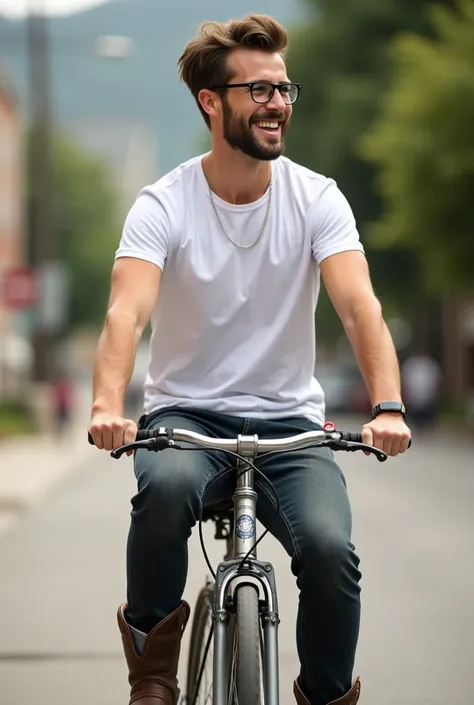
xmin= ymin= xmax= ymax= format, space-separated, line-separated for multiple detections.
xmin=325 ymin=439 xmax=388 ymax=462
xmin=111 ymin=437 xmax=172 ymax=459
xmin=345 ymin=441 xmax=388 ymax=462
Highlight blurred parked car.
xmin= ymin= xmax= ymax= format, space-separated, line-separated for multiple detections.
xmin=316 ymin=363 xmax=370 ymax=415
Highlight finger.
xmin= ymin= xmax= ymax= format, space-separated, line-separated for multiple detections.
xmin=377 ymin=433 xmax=394 ymax=457
xmin=389 ymin=436 xmax=402 ymax=457
xmin=101 ymin=427 xmax=113 ymax=450
xmin=112 ymin=422 xmax=125 ymax=450
xmin=398 ymin=433 xmax=411 ymax=454
xmin=89 ymin=427 xmax=104 ymax=450
xmin=124 ymin=421 xmax=138 ymax=445
xmin=124 ymin=422 xmax=138 ymax=457
xmin=368 ymin=429 xmax=389 ymax=455
xmin=361 ymin=425 xmax=373 ymax=456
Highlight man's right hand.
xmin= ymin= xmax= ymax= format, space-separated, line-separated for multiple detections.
xmin=88 ymin=412 xmax=138 ymax=453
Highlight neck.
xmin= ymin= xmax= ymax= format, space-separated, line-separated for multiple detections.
xmin=203 ymin=142 xmax=272 ymax=205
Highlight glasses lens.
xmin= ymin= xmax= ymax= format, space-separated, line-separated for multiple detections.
xmin=250 ymin=83 xmax=299 ymax=104
xmin=251 ymin=83 xmax=274 ymax=103
xmin=280 ymin=84 xmax=298 ymax=104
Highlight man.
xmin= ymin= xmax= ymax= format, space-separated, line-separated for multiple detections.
xmin=89 ymin=13 xmax=411 ymax=705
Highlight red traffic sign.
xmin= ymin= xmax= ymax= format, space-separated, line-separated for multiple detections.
xmin=1 ymin=265 xmax=38 ymax=310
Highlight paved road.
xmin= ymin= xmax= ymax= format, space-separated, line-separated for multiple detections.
xmin=0 ymin=418 xmax=472 ymax=704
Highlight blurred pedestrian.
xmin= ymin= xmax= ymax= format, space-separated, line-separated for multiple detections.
xmin=51 ymin=374 xmax=74 ymax=439
xmin=401 ymin=351 xmax=442 ymax=430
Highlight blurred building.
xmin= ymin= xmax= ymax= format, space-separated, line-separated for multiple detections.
xmin=65 ymin=116 xmax=158 ymax=215
xmin=0 ymin=66 xmax=24 ymax=400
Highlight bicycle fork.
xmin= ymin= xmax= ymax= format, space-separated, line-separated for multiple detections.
xmin=212 ymin=435 xmax=280 ymax=705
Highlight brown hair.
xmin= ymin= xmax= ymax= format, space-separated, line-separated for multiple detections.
xmin=178 ymin=14 xmax=288 ymax=127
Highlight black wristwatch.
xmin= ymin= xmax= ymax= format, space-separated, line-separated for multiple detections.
xmin=372 ymin=401 xmax=406 ymax=421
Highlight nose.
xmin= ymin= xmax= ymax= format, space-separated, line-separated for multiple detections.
xmin=267 ymin=87 xmax=287 ymax=111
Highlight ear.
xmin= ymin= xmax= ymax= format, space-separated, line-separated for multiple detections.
xmin=198 ymin=88 xmax=221 ymax=119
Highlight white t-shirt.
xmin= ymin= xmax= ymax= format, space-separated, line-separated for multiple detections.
xmin=116 ymin=154 xmax=364 ymax=425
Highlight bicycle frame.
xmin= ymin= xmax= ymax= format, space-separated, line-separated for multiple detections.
xmin=211 ymin=435 xmax=280 ymax=705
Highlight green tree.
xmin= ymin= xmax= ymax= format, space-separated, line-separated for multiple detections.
xmin=285 ymin=0 xmax=454 ymax=342
xmin=360 ymin=0 xmax=474 ymax=294
xmin=52 ymin=135 xmax=121 ymax=330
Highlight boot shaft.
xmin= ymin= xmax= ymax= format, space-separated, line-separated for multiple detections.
xmin=294 ymin=677 xmax=361 ymax=705
xmin=118 ymin=601 xmax=190 ymax=704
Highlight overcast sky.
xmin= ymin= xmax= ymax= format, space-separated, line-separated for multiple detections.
xmin=0 ymin=0 xmax=107 ymax=19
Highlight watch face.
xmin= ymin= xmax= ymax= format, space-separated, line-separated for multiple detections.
xmin=381 ymin=402 xmax=403 ymax=412
xmin=372 ymin=402 xmax=406 ymax=419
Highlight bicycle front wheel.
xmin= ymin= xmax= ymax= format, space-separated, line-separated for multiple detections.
xmin=186 ymin=584 xmax=214 ymax=704
xmin=228 ymin=583 xmax=264 ymax=705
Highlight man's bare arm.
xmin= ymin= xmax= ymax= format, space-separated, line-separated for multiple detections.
xmin=90 ymin=257 xmax=161 ymax=450
xmin=320 ymin=250 xmax=401 ymax=406
xmin=320 ymin=250 xmax=410 ymax=456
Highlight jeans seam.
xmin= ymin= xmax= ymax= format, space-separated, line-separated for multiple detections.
xmin=255 ymin=479 xmax=302 ymax=566
xmin=127 ymin=513 xmax=137 ymax=614
xmin=199 ymin=467 xmax=216 ymax=503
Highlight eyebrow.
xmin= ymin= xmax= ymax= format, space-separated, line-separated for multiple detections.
xmin=244 ymin=79 xmax=292 ymax=85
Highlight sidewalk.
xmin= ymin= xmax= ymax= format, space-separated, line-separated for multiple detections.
xmin=0 ymin=381 xmax=95 ymax=538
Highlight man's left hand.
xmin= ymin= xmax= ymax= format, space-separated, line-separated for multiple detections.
xmin=361 ymin=414 xmax=411 ymax=457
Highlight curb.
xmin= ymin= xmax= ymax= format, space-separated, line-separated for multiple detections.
xmin=0 ymin=385 xmax=94 ymax=539
xmin=0 ymin=439 xmax=95 ymax=540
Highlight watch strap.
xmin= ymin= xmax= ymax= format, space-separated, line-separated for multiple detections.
xmin=372 ymin=401 xmax=406 ymax=420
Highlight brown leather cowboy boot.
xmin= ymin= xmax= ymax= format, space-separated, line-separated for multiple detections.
xmin=294 ymin=676 xmax=361 ymax=705
xmin=117 ymin=601 xmax=191 ymax=704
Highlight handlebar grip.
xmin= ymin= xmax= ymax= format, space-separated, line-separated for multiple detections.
xmin=88 ymin=429 xmax=152 ymax=446
xmin=339 ymin=431 xmax=412 ymax=449
xmin=340 ymin=432 xmax=362 ymax=443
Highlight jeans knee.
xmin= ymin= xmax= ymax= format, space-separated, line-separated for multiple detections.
xmin=132 ymin=452 xmax=204 ymax=535
xmin=296 ymin=529 xmax=361 ymax=596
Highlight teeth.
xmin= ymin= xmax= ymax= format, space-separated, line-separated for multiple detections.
xmin=256 ymin=121 xmax=279 ymax=129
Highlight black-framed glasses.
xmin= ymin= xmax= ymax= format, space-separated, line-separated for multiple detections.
xmin=210 ymin=81 xmax=302 ymax=105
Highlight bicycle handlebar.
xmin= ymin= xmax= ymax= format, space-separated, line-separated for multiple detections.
xmin=87 ymin=424 xmax=408 ymax=463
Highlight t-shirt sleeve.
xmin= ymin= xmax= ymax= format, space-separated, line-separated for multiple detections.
xmin=115 ymin=191 xmax=169 ymax=270
xmin=310 ymin=181 xmax=365 ymax=264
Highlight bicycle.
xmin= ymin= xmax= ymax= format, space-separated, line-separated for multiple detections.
xmin=96 ymin=420 xmax=392 ymax=705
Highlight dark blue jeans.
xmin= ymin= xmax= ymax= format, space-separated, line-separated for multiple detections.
xmin=125 ymin=407 xmax=361 ymax=705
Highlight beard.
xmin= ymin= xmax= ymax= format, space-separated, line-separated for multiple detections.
xmin=222 ymin=99 xmax=288 ymax=161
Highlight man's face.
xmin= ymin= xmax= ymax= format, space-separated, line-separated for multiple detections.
xmin=218 ymin=48 xmax=293 ymax=161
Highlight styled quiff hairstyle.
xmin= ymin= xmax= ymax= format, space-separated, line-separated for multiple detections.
xmin=178 ymin=14 xmax=288 ymax=128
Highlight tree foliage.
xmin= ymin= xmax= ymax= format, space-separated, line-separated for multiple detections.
xmin=285 ymin=0 xmax=455 ymax=339
xmin=52 ymin=135 xmax=121 ymax=330
xmin=360 ymin=0 xmax=474 ymax=293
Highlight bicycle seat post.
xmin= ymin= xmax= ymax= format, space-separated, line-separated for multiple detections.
xmin=233 ymin=434 xmax=259 ymax=560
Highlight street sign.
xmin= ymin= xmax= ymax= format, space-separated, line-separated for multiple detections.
xmin=1 ymin=265 xmax=38 ymax=310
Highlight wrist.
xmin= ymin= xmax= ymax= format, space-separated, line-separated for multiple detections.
xmin=92 ymin=400 xmax=123 ymax=417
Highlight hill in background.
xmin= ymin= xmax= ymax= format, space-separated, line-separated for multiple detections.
xmin=0 ymin=0 xmax=307 ymax=187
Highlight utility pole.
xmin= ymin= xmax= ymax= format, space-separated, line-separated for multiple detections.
xmin=27 ymin=6 xmax=56 ymax=383
xmin=1 ymin=8 xmax=134 ymax=388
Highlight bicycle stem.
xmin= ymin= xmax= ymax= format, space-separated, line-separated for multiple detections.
xmin=233 ymin=434 xmax=261 ymax=560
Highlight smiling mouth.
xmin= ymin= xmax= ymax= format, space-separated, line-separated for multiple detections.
xmin=253 ymin=120 xmax=282 ymax=135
